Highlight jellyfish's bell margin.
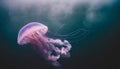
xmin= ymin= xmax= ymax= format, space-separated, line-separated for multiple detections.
xmin=18 ymin=37 xmax=30 ymax=45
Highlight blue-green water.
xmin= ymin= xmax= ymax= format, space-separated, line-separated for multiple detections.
xmin=0 ymin=0 xmax=120 ymax=69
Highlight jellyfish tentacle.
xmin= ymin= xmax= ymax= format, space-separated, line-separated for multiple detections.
xmin=49 ymin=28 xmax=86 ymax=37
xmin=54 ymin=23 xmax=65 ymax=35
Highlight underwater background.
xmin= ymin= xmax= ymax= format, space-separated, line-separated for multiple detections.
xmin=0 ymin=0 xmax=120 ymax=69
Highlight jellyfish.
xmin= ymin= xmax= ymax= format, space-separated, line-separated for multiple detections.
xmin=17 ymin=22 xmax=72 ymax=68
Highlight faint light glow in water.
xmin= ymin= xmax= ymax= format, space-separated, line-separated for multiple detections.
xmin=3 ymin=0 xmax=114 ymax=28
xmin=2 ymin=0 xmax=115 ymax=41
xmin=17 ymin=22 xmax=72 ymax=68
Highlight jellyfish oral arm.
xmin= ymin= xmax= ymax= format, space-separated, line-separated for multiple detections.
xmin=49 ymin=39 xmax=61 ymax=44
xmin=48 ymin=38 xmax=72 ymax=58
xmin=49 ymin=39 xmax=72 ymax=51
xmin=48 ymin=52 xmax=60 ymax=61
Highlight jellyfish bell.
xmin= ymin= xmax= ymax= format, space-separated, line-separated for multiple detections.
xmin=17 ymin=22 xmax=72 ymax=68
xmin=17 ymin=22 xmax=48 ymax=45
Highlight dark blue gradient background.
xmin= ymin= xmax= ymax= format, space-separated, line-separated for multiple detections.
xmin=0 ymin=0 xmax=120 ymax=69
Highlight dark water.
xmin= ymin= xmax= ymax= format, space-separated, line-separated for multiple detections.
xmin=0 ymin=0 xmax=120 ymax=69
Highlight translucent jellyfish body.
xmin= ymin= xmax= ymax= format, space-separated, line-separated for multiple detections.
xmin=17 ymin=22 xmax=72 ymax=67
